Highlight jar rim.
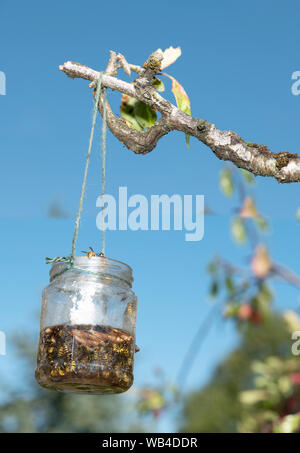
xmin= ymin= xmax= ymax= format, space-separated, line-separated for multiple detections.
xmin=49 ymin=255 xmax=133 ymax=285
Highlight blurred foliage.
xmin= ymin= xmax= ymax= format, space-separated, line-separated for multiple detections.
xmin=180 ymin=313 xmax=300 ymax=433
xmin=240 ymin=169 xmax=255 ymax=185
xmin=178 ymin=163 xmax=300 ymax=433
xmin=239 ymin=354 xmax=300 ymax=433
xmin=136 ymin=369 xmax=179 ymax=419
xmin=47 ymin=199 xmax=69 ymax=219
xmin=219 ymin=167 xmax=234 ymax=197
xmin=231 ymin=217 xmax=247 ymax=244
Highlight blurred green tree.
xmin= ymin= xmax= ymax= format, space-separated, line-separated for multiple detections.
xmin=180 ymin=312 xmax=298 ymax=433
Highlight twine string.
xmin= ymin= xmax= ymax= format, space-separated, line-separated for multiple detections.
xmin=46 ymin=71 xmax=107 ymax=267
xmin=71 ymin=72 xmax=105 ymax=260
xmin=101 ymin=87 xmax=107 ymax=256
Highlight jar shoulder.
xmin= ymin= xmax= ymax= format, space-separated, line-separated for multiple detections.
xmin=43 ymin=278 xmax=137 ymax=297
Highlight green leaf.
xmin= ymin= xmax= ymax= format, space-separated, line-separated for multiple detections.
xmin=240 ymin=169 xmax=255 ymax=184
xmin=120 ymin=95 xmax=143 ymax=130
xmin=185 ymin=133 xmax=190 ymax=149
xmin=231 ymin=217 xmax=247 ymax=244
xmin=162 ymin=73 xmax=191 ymax=149
xmin=256 ymin=284 xmax=273 ymax=307
xmin=152 ymin=77 xmax=165 ymax=92
xmin=120 ymin=94 xmax=157 ymax=131
xmin=239 ymin=389 xmax=268 ymax=405
xmin=134 ymin=100 xmax=157 ymax=129
xmin=225 ymin=276 xmax=235 ymax=293
xmin=220 ymin=167 xmax=234 ymax=196
xmin=209 ymin=280 xmax=219 ymax=298
xmin=207 ymin=260 xmax=219 ymax=275
xmin=224 ymin=302 xmax=239 ymax=318
xmin=274 ymin=414 xmax=300 ymax=433
xmin=254 ymin=216 xmax=269 ymax=231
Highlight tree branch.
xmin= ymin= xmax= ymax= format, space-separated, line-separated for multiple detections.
xmin=59 ymin=54 xmax=300 ymax=183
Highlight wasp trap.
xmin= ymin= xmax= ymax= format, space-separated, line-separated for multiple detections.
xmin=35 ymin=256 xmax=138 ymax=394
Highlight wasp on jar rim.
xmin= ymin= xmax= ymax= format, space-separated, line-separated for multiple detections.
xmin=81 ymin=247 xmax=104 ymax=258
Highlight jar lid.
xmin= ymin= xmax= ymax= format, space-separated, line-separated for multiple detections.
xmin=49 ymin=256 xmax=133 ymax=285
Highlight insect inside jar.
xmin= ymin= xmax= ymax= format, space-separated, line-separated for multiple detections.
xmin=36 ymin=324 xmax=135 ymax=394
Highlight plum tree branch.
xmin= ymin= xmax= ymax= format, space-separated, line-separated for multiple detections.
xmin=59 ymin=52 xmax=300 ymax=183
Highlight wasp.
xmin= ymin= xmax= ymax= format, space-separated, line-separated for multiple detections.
xmin=126 ymin=302 xmax=134 ymax=314
xmin=81 ymin=247 xmax=104 ymax=258
xmin=113 ymin=343 xmax=122 ymax=353
xmin=63 ymin=345 xmax=70 ymax=356
xmin=123 ymin=373 xmax=129 ymax=383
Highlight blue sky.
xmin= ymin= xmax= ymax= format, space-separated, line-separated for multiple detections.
xmin=1 ymin=0 xmax=300 ymax=431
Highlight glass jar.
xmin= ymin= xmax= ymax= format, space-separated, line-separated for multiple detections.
xmin=35 ymin=256 xmax=138 ymax=394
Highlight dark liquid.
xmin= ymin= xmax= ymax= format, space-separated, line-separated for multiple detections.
xmin=35 ymin=324 xmax=135 ymax=394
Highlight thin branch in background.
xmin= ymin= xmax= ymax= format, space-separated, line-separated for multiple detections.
xmin=214 ymin=255 xmax=249 ymax=277
xmin=176 ymin=304 xmax=220 ymax=390
xmin=272 ymin=264 xmax=300 ymax=290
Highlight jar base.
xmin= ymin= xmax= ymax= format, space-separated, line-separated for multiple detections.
xmin=35 ymin=376 xmax=132 ymax=394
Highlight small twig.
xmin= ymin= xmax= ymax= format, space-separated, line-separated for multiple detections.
xmin=116 ymin=53 xmax=131 ymax=76
xmin=105 ymin=50 xmax=118 ymax=76
xmin=128 ymin=64 xmax=143 ymax=75
xmin=214 ymin=255 xmax=249 ymax=277
xmin=272 ymin=264 xmax=300 ymax=290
